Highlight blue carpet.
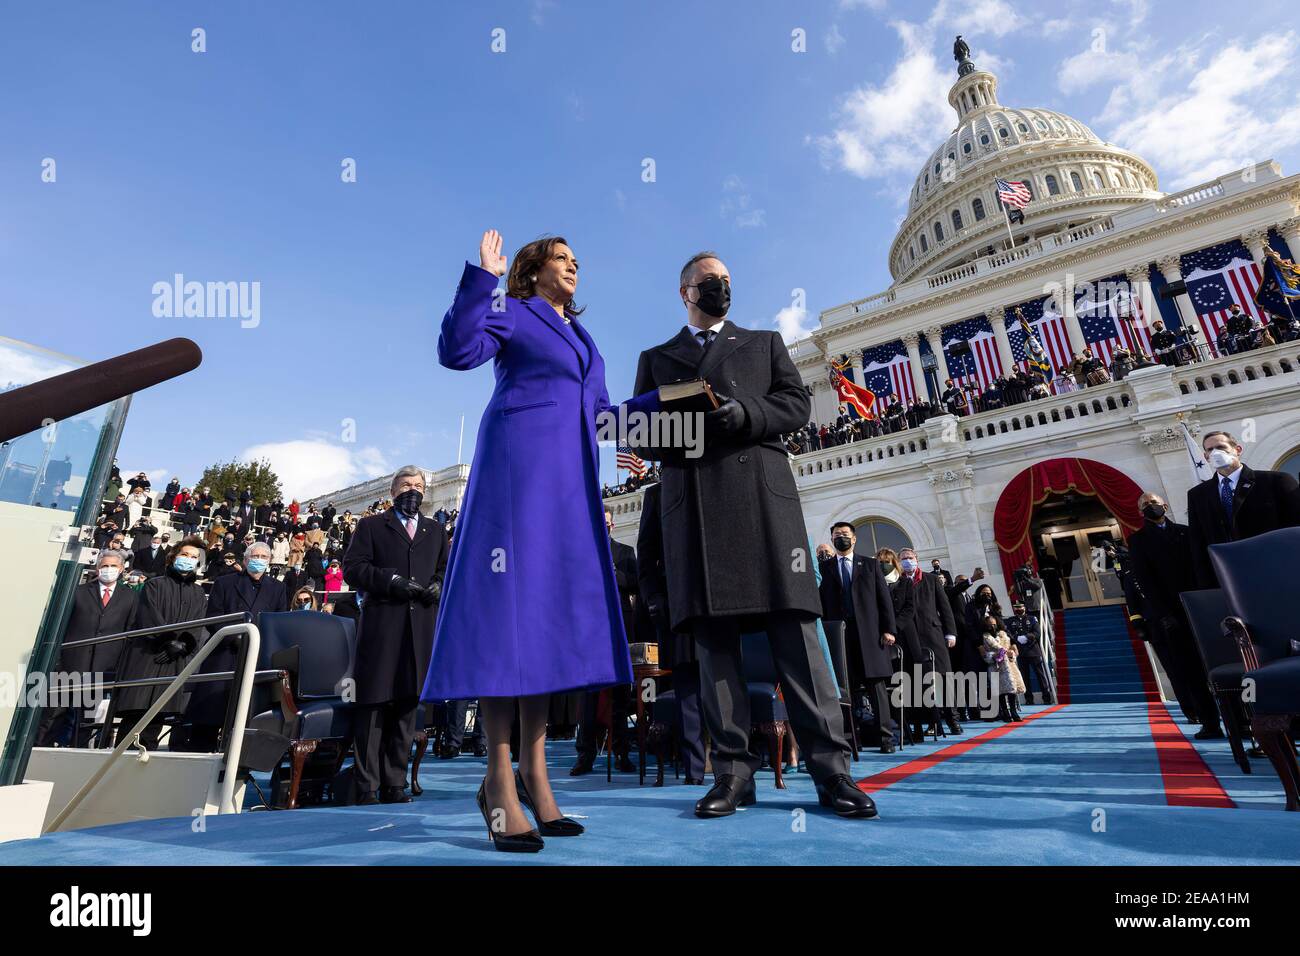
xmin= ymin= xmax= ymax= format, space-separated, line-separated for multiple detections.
xmin=3 ymin=701 xmax=1297 ymax=866
xmin=1059 ymin=606 xmax=1153 ymax=704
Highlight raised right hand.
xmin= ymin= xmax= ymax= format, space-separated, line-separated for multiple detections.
xmin=479 ymin=229 xmax=507 ymax=277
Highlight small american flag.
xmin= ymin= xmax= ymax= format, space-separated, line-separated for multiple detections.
xmin=616 ymin=442 xmax=646 ymax=477
xmin=995 ymin=178 xmax=1032 ymax=210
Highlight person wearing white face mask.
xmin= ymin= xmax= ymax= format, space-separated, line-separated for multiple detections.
xmin=35 ymin=550 xmax=138 ymax=747
xmin=898 ymin=547 xmax=963 ymax=736
xmin=177 ymin=540 xmax=288 ymax=752
xmin=1186 ymin=431 xmax=1300 ymax=588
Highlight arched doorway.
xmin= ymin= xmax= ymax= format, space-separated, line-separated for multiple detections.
xmin=993 ymin=458 xmax=1143 ymax=608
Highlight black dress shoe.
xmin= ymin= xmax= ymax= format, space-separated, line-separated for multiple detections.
xmin=379 ymin=786 xmax=412 ymax=804
xmin=945 ymin=718 xmax=964 ymax=735
xmin=616 ymin=755 xmax=637 ymax=774
xmin=569 ymin=755 xmax=595 ymax=777
xmin=880 ymin=742 xmax=896 ymax=754
xmin=437 ymin=745 xmax=458 ymax=759
xmin=1194 ymin=726 xmax=1225 ymax=740
xmin=816 ymin=774 xmax=878 ymax=818
xmin=476 ymin=782 xmax=544 ymax=853
xmin=355 ymin=791 xmax=380 ymax=806
xmin=515 ymin=770 xmax=584 ymax=836
xmin=694 ymin=774 xmax=756 ymax=818
xmin=684 ymin=776 xmax=705 ymax=785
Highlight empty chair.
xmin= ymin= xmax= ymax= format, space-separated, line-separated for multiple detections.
xmin=1209 ymin=529 xmax=1300 ymax=810
xmin=246 ymin=611 xmax=357 ymax=809
xmin=1180 ymin=588 xmax=1256 ymax=773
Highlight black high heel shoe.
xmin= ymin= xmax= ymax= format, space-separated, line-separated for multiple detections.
xmin=515 ymin=769 xmax=585 ymax=836
xmin=476 ymin=781 xmax=544 ymax=853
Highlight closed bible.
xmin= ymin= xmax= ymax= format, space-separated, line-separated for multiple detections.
xmin=657 ymin=379 xmax=720 ymax=414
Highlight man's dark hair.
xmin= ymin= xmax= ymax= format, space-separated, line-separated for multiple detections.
xmin=830 ymin=521 xmax=856 ymax=535
xmin=680 ymin=250 xmax=722 ymax=288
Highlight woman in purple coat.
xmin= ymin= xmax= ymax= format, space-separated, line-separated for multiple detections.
xmin=422 ymin=230 xmax=652 ymax=852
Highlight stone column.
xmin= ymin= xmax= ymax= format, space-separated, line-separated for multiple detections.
xmin=986 ymin=306 xmax=1016 ymax=375
xmin=925 ymin=461 xmax=1010 ymax=607
xmin=1124 ymin=264 xmax=1156 ymax=337
xmin=812 ymin=378 xmax=838 ymax=424
xmin=1280 ymin=216 xmax=1300 ymax=259
xmin=902 ymin=332 xmax=928 ymax=400
xmin=1057 ymin=281 xmax=1087 ymax=355
xmin=1242 ymin=228 xmax=1270 ymax=266
xmin=924 ymin=326 xmax=950 ymax=384
xmin=1156 ymin=254 xmax=1195 ymax=328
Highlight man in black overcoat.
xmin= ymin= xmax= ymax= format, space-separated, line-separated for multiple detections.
xmin=342 ymin=466 xmax=448 ymax=804
xmin=177 ymin=540 xmax=288 ymax=751
xmin=632 ymin=251 xmax=872 ymax=818
xmin=36 ymin=549 xmax=137 ymax=747
xmin=133 ymin=532 xmax=169 ymax=577
xmin=818 ymin=522 xmax=899 ymax=752
xmin=1186 ymin=430 xmax=1300 ymax=588
xmin=899 ymin=547 xmax=962 ymax=734
xmin=1128 ymin=491 xmax=1222 ymax=736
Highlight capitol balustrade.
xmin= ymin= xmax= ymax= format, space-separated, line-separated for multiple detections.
xmin=1171 ymin=341 xmax=1300 ymax=397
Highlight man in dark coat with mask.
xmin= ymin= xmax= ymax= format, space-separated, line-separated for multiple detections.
xmin=819 ymin=522 xmax=899 ymax=752
xmin=342 ymin=466 xmax=448 ymax=805
xmin=632 ymin=250 xmax=873 ymax=819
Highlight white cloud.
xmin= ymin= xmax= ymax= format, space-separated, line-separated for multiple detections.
xmin=811 ymin=19 xmax=956 ymax=180
xmin=1093 ymin=32 xmax=1300 ymax=188
xmin=720 ymin=174 xmax=766 ymax=229
xmin=774 ymin=304 xmax=817 ymax=344
xmin=925 ymin=0 xmax=1026 ymax=37
xmin=1057 ymin=43 xmax=1141 ymax=94
xmin=240 ymin=439 xmax=390 ymax=500
xmin=825 ymin=23 xmax=847 ymax=55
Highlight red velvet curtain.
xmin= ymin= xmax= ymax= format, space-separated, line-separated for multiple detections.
xmin=993 ymin=458 xmax=1144 ymax=597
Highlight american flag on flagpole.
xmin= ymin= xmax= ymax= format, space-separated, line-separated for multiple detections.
xmin=616 ymin=442 xmax=646 ymax=477
xmin=941 ymin=317 xmax=1004 ymax=393
xmin=1184 ymin=240 xmax=1267 ymax=356
xmin=861 ymin=341 xmax=919 ymax=404
xmin=1076 ymin=275 xmax=1154 ymax=367
xmin=995 ymin=178 xmax=1032 ymax=209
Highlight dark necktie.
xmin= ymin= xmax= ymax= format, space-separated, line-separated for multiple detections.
xmin=696 ymin=329 xmax=716 ymax=351
xmin=1219 ymin=477 xmax=1234 ymax=526
xmin=840 ymin=557 xmax=854 ymax=620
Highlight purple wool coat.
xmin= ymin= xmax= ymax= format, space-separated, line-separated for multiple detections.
xmin=421 ymin=262 xmax=654 ymax=700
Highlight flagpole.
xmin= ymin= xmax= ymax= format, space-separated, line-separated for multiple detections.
xmin=457 ymin=415 xmax=464 ymax=465
xmin=1001 ymin=198 xmax=1016 ymax=250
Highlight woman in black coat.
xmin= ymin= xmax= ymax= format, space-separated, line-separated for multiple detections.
xmin=113 ymin=536 xmax=208 ymax=748
xmin=877 ymin=548 xmax=926 ymax=742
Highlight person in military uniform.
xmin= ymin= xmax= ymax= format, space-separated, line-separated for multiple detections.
xmin=1149 ymin=319 xmax=1181 ymax=367
xmin=1005 ymin=602 xmax=1053 ymax=705
xmin=882 ymin=393 xmax=906 ymax=433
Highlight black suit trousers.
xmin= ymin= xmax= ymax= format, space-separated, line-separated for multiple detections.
xmin=693 ymin=610 xmax=850 ymax=783
xmin=353 ymin=696 xmax=419 ymax=795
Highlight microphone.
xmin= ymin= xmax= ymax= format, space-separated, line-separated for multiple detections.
xmin=0 ymin=337 xmax=202 ymax=444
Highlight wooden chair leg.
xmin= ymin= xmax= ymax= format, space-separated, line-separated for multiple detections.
xmin=286 ymin=739 xmax=319 ymax=810
xmin=759 ymin=721 xmax=787 ymax=790
xmin=410 ymin=729 xmax=429 ymax=797
xmin=1254 ymin=714 xmax=1300 ymax=811
xmin=843 ymin=702 xmax=861 ymax=761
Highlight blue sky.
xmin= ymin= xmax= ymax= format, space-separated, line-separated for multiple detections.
xmin=2 ymin=0 xmax=1297 ymax=498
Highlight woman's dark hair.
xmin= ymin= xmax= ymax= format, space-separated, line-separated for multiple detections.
xmin=506 ymin=235 xmax=585 ymax=316
xmin=171 ymin=535 xmax=206 ymax=565
xmin=982 ymin=613 xmax=1002 ymax=633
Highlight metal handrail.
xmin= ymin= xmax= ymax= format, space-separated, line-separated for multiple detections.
xmin=44 ymin=620 xmax=261 ymax=831
xmin=58 ymin=612 xmax=250 ymax=650
xmin=43 ymin=668 xmax=286 ymax=695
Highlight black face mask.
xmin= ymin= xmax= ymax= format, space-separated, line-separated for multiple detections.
xmin=832 ymin=535 xmax=853 ymax=552
xmin=879 ymin=561 xmax=893 ymax=573
xmin=393 ymin=489 xmax=423 ymax=518
xmin=692 ymin=276 xmax=730 ymax=318
xmin=1142 ymin=504 xmax=1166 ymax=522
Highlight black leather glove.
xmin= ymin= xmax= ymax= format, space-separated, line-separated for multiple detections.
xmin=412 ymin=581 xmax=437 ymax=607
xmin=389 ymin=576 xmax=419 ymax=601
xmin=153 ymin=638 xmax=186 ymax=665
xmin=703 ymin=392 xmax=747 ymax=437
xmin=428 ymin=579 xmax=442 ymax=604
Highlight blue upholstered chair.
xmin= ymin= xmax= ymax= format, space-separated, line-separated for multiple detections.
xmin=246 ymin=611 xmax=357 ymax=809
xmin=740 ymin=632 xmax=791 ymax=789
xmin=1180 ymin=588 xmax=1258 ymax=773
xmin=1209 ymin=529 xmax=1300 ymax=811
